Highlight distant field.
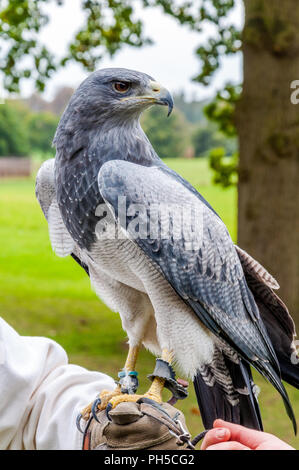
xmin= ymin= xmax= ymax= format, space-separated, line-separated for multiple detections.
xmin=0 ymin=158 xmax=298 ymax=448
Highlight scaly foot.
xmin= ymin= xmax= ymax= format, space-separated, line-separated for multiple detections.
xmin=108 ymin=391 xmax=162 ymax=410
xmin=80 ymin=386 xmax=122 ymax=421
xmin=76 ymin=389 xmax=161 ymax=433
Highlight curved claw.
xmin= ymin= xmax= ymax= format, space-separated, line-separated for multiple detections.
xmin=137 ymin=397 xmax=171 ymax=418
xmin=76 ymin=413 xmax=85 ymax=434
xmin=91 ymin=398 xmax=102 ymax=423
xmin=136 ymin=396 xmax=159 ymax=407
xmin=106 ymin=402 xmax=113 ymax=421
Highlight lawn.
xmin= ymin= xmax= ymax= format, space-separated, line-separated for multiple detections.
xmin=0 ymin=157 xmax=298 ymax=449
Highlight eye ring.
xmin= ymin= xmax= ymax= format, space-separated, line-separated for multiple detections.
xmin=113 ymin=81 xmax=131 ymax=93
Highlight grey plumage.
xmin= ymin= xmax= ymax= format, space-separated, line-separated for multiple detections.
xmin=36 ymin=68 xmax=298 ymax=433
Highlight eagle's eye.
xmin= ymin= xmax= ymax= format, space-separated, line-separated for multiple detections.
xmin=113 ymin=81 xmax=131 ymax=93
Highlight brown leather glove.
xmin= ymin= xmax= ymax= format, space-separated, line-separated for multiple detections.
xmin=82 ymin=400 xmax=195 ymax=450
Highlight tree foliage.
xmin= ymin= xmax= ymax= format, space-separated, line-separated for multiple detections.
xmin=0 ymin=101 xmax=30 ymax=156
xmin=192 ymin=121 xmax=237 ymax=157
xmin=26 ymin=111 xmax=58 ymax=154
xmin=0 ymin=0 xmax=151 ymax=92
xmin=0 ymin=0 xmax=241 ymax=92
xmin=204 ymin=83 xmax=240 ymax=185
xmin=141 ymin=104 xmax=190 ymax=158
xmin=0 ymin=99 xmax=58 ymax=157
xmin=173 ymin=91 xmax=208 ymax=123
xmin=209 ymin=146 xmax=238 ymax=186
xmin=204 ymin=83 xmax=241 ymax=137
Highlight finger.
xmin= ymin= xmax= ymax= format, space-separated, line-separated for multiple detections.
xmin=213 ymin=419 xmax=270 ymax=449
xmin=206 ymin=441 xmax=251 ymax=451
xmin=201 ymin=427 xmax=231 ymax=450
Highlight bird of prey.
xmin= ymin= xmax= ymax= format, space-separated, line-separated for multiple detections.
xmin=36 ymin=68 xmax=299 ymax=434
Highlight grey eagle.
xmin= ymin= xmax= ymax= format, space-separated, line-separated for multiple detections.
xmin=36 ymin=68 xmax=299 ymax=433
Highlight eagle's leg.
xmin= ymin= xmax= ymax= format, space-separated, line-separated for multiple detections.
xmin=143 ymin=348 xmax=174 ymax=402
xmin=79 ymin=344 xmax=140 ymax=420
xmin=124 ymin=344 xmax=140 ymax=375
xmin=107 ymin=348 xmax=174 ymax=409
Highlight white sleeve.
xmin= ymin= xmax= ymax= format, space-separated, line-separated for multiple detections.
xmin=0 ymin=317 xmax=115 ymax=450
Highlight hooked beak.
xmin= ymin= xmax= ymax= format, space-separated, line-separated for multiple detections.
xmin=120 ymin=80 xmax=174 ymax=117
xmin=148 ymin=80 xmax=174 ymax=117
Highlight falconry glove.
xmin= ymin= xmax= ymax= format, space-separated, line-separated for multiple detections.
xmin=81 ymin=401 xmax=196 ymax=451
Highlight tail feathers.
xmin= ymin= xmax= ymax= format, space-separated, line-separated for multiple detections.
xmin=255 ymin=299 xmax=299 ymax=392
xmin=254 ymin=360 xmax=297 ymax=435
xmin=237 ymin=248 xmax=299 ymax=396
xmin=193 ymin=354 xmax=263 ymax=431
xmin=226 ymin=359 xmax=263 ymax=430
xmin=278 ymin=355 xmax=299 ymax=389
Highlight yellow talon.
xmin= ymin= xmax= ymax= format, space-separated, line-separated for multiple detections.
xmin=81 ymin=403 xmax=93 ymax=421
xmin=106 ymin=349 xmax=173 ymax=410
xmin=80 ymin=347 xmax=173 ymax=418
xmin=81 ymin=385 xmax=122 ymax=420
xmin=108 ymin=390 xmax=162 ymax=409
xmin=107 ymin=375 xmax=167 ymax=409
xmin=109 ymin=393 xmax=144 ymax=409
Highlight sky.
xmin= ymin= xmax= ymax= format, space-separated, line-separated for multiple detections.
xmin=5 ymin=0 xmax=244 ymax=102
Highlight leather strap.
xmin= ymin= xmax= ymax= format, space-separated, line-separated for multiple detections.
xmin=147 ymin=359 xmax=188 ymax=400
xmin=82 ymin=416 xmax=93 ymax=450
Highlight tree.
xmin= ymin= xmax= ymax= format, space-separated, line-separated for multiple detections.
xmin=0 ymin=0 xmax=150 ymax=92
xmin=26 ymin=111 xmax=58 ymax=154
xmin=0 ymin=101 xmax=30 ymax=156
xmin=193 ymin=125 xmax=216 ymax=156
xmin=173 ymin=91 xmax=208 ymax=124
xmin=236 ymin=1 xmax=299 ymax=323
xmin=24 ymin=86 xmax=75 ymax=115
xmin=0 ymin=1 xmax=240 ymax=93
xmin=1 ymin=1 xmax=298 ymax=322
xmin=209 ymin=147 xmax=238 ymax=187
xmin=192 ymin=122 xmax=237 ymax=157
xmin=0 ymin=99 xmax=60 ymax=157
xmin=141 ymin=105 xmax=190 ymax=159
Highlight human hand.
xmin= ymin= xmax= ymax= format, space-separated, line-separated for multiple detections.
xmin=201 ymin=419 xmax=295 ymax=450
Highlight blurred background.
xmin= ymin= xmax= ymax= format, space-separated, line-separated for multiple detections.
xmin=0 ymin=0 xmax=298 ymax=447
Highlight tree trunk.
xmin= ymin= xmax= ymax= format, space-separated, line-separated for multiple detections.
xmin=236 ymin=0 xmax=299 ymax=327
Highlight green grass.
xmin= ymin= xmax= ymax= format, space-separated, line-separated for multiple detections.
xmin=0 ymin=158 xmax=298 ymax=449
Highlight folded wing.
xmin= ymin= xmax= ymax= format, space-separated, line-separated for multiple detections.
xmin=98 ymin=159 xmax=296 ymax=432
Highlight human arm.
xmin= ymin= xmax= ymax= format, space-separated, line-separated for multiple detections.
xmin=0 ymin=317 xmax=115 ymax=450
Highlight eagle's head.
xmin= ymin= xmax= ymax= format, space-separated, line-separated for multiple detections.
xmin=87 ymin=68 xmax=173 ymax=117
xmin=58 ymin=68 xmax=173 ymax=127
xmin=53 ymin=68 xmax=173 ymax=160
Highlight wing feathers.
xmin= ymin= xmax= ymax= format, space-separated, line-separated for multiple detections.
xmin=235 ymin=245 xmax=279 ymax=290
xmin=48 ymin=201 xmax=75 ymax=257
xmin=98 ymin=159 xmax=296 ymax=432
xmin=36 ymin=159 xmax=75 ymax=257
